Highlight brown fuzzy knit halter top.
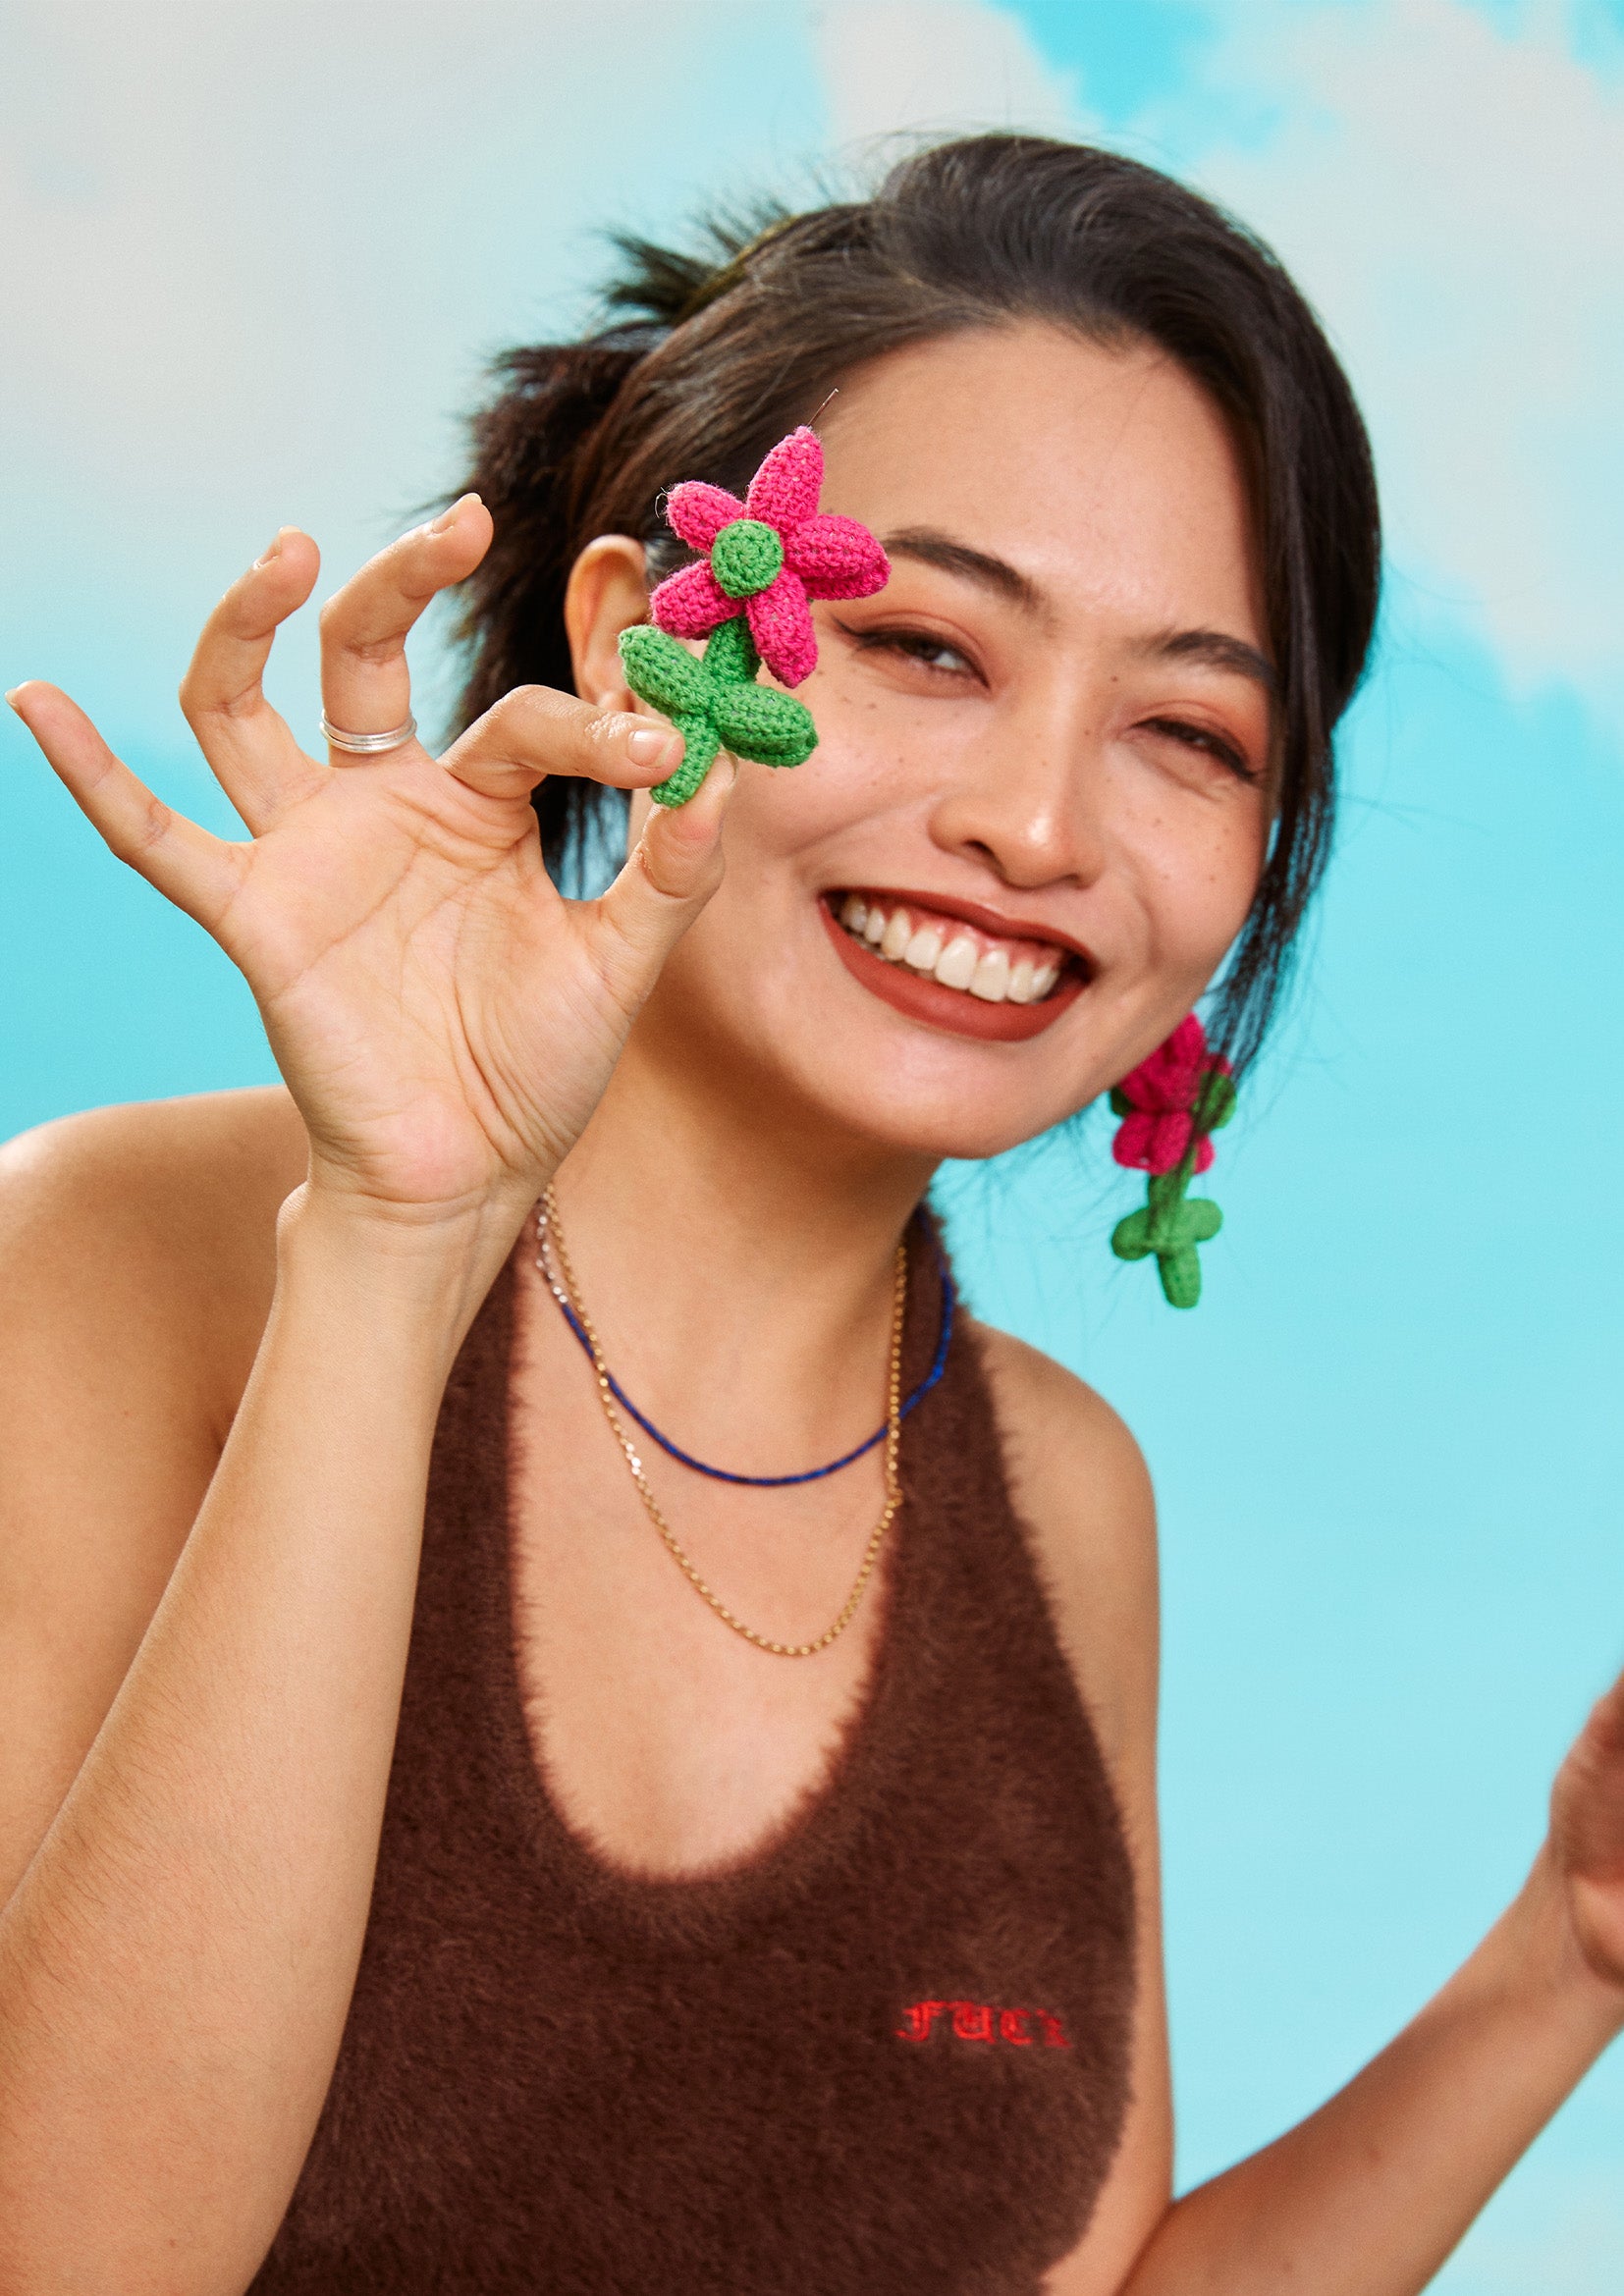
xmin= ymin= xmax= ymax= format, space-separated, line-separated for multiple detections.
xmin=251 ymin=1223 xmax=1135 ymax=2294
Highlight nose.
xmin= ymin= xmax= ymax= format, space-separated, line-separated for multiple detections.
xmin=925 ymin=686 xmax=1110 ymax=893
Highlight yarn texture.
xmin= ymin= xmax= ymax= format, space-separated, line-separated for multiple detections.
xmin=1109 ymin=1015 xmax=1235 ymax=1308
xmin=619 ymin=425 xmax=890 ymax=805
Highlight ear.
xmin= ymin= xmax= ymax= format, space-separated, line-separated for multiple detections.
xmin=564 ymin=535 xmax=652 ymax=710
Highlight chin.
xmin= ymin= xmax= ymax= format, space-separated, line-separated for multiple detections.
xmin=647 ymin=877 xmax=1155 ymax=1161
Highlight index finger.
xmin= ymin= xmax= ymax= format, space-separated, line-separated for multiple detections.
xmin=439 ymin=684 xmax=683 ymax=803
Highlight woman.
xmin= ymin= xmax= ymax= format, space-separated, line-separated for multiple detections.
xmin=0 ymin=134 xmax=1619 ymax=2294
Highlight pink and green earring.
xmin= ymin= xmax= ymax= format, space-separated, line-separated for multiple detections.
xmin=1109 ymin=1015 xmax=1236 ymax=1309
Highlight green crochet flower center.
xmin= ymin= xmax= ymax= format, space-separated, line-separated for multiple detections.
xmin=711 ymin=518 xmax=784 ymax=599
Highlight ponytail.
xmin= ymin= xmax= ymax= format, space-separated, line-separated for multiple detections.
xmin=452 ymin=330 xmax=656 ymax=878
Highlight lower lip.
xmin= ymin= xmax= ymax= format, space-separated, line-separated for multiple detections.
xmin=818 ymin=902 xmax=1084 ymax=1042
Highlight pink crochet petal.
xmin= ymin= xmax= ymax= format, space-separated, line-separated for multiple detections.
xmin=1118 ymin=1059 xmax=1175 ymax=1114
xmin=665 ymin=481 xmax=744 ymax=553
xmin=1113 ymin=1107 xmax=1208 ymax=1175
xmin=1144 ymin=1111 xmax=1195 ymax=1174
xmin=1124 ymin=1015 xmax=1210 ymax=1111
xmin=746 ymin=567 xmax=818 ymax=687
xmin=785 ymin=514 xmax=891 ymax=600
xmin=1111 ymin=1112 xmax=1160 ymax=1170
xmin=649 ymin=561 xmax=735 ymax=639
xmin=744 ymin=426 xmax=824 ymax=535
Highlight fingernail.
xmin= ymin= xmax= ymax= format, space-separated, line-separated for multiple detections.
xmin=4 ymin=687 xmax=21 ymax=711
xmin=430 ymin=492 xmax=480 ymax=535
xmin=253 ymin=530 xmax=285 ymax=568
xmin=626 ymin=727 xmax=680 ymax=768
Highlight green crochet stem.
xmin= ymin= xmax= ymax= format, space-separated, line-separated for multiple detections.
xmin=618 ymin=616 xmax=818 ymax=808
xmin=1108 ymin=1076 xmax=1234 ymax=1309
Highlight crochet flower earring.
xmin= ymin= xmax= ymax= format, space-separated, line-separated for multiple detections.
xmin=1109 ymin=1015 xmax=1236 ymax=1308
xmin=618 ymin=426 xmax=891 ymax=806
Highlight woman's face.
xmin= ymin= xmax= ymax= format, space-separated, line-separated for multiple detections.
xmin=588 ymin=322 xmax=1273 ymax=1162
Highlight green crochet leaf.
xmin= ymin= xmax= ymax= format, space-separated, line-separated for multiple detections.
xmin=1110 ymin=1206 xmax=1156 ymax=1263
xmin=618 ymin=624 xmax=709 ymax=718
xmin=1109 ymin=1086 xmax=1132 ymax=1117
xmin=651 ymin=716 xmax=721 ymax=808
xmin=1180 ymin=1196 xmax=1222 ymax=1245
xmin=620 ymin=610 xmax=809 ymax=809
xmin=1157 ymin=1246 xmax=1205 ymax=1309
xmin=712 ymin=683 xmax=818 ymax=768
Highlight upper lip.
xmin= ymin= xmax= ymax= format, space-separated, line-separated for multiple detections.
xmin=826 ymin=885 xmax=1095 ymax=970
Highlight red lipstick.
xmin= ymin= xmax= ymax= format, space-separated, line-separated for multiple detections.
xmin=818 ymin=900 xmax=1084 ymax=1043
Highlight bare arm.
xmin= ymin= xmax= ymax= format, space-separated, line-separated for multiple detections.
xmin=989 ymin=1339 xmax=1624 ymax=2295
xmin=1123 ymin=1838 xmax=1623 ymax=2295
xmin=0 ymin=507 xmax=728 ymax=2290
xmin=0 ymin=1197 xmax=482 ymax=2288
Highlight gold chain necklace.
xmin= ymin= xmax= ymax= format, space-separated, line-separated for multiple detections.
xmin=536 ymin=1186 xmax=905 ymax=1659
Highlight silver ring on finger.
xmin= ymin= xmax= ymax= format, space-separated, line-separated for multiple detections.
xmin=321 ymin=712 xmax=417 ymax=756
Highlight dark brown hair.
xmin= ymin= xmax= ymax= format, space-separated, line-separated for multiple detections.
xmin=453 ymin=133 xmax=1380 ymax=1069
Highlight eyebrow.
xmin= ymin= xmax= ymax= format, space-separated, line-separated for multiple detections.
xmin=1140 ymin=627 xmax=1277 ymax=695
xmin=880 ymin=524 xmax=1277 ymax=696
xmin=881 ymin=527 xmax=1045 ymax=614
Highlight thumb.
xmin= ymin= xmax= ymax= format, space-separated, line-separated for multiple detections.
xmin=587 ymin=754 xmax=736 ymax=1003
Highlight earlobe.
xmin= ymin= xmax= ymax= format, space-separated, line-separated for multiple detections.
xmin=564 ymin=535 xmax=652 ymax=706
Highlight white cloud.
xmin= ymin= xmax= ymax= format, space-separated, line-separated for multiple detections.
xmin=0 ymin=0 xmax=827 ymax=745
xmin=812 ymin=0 xmax=1087 ymax=152
xmin=813 ymin=0 xmax=1624 ymax=726
xmin=6 ymin=0 xmax=1620 ymax=747
xmin=1139 ymin=0 xmax=1624 ymax=721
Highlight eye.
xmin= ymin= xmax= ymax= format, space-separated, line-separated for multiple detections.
xmin=1140 ymin=716 xmax=1260 ymax=784
xmin=837 ymin=622 xmax=982 ymax=682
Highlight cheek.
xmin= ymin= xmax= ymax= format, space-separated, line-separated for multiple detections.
xmin=1118 ymin=775 xmax=1270 ymax=979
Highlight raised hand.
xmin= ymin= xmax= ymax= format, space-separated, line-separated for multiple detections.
xmin=1549 ymin=1668 xmax=1624 ymax=1991
xmin=8 ymin=502 xmax=730 ymax=1237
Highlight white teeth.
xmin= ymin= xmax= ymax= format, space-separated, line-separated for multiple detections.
xmin=969 ymin=946 xmax=1010 ymax=1003
xmin=837 ymin=894 xmax=1070 ymax=1007
xmin=934 ymin=934 xmax=978 ymax=991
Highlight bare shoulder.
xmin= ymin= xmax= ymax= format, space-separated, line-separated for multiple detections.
xmin=0 ymin=1085 xmax=305 ymax=1428
xmin=0 ymin=1086 xmax=305 ymax=1901
xmin=969 ymin=1320 xmax=1159 ymax=1785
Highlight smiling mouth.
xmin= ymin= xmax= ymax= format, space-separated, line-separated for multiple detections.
xmin=820 ymin=889 xmax=1087 ymax=1042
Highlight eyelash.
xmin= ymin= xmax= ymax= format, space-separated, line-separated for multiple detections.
xmin=1140 ymin=717 xmax=1260 ymax=784
xmin=841 ymin=627 xmax=1260 ymax=783
xmin=845 ymin=625 xmax=977 ymax=679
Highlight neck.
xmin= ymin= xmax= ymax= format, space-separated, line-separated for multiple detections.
xmin=548 ymin=1027 xmax=937 ymax=1471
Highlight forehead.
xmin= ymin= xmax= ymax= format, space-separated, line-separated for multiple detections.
xmin=816 ymin=322 xmax=1266 ymax=651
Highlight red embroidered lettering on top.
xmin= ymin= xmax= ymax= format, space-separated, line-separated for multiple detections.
xmin=894 ymin=2001 xmax=1071 ymax=2049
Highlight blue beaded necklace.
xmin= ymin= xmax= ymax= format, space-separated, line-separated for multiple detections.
xmin=535 ymin=1201 xmax=954 ymax=1488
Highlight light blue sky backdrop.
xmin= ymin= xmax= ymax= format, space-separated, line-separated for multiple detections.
xmin=3 ymin=4 xmax=1621 ymax=2284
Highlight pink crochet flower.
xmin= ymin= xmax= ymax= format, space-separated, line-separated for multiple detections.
xmin=648 ymin=426 xmax=890 ymax=687
xmin=1110 ymin=1015 xmax=1236 ymax=1176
